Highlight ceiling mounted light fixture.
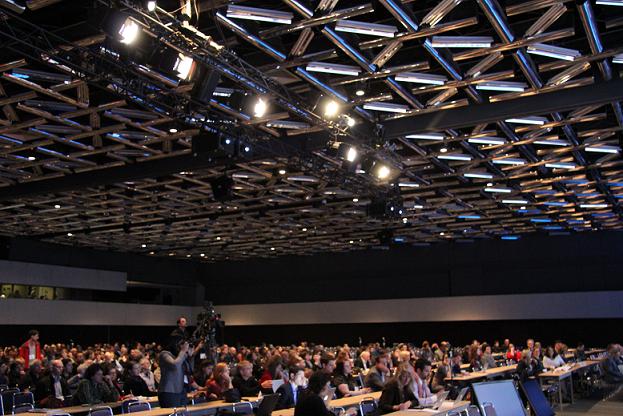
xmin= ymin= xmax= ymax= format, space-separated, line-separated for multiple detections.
xmin=226 ymin=5 xmax=293 ymax=24
xmin=429 ymin=36 xmax=494 ymax=48
xmin=335 ymin=20 xmax=397 ymax=38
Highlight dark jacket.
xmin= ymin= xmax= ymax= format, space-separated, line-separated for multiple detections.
xmin=124 ymin=375 xmax=157 ymax=397
xmin=35 ymin=375 xmax=70 ymax=407
xmin=232 ymin=375 xmax=261 ymax=397
xmin=601 ymin=356 xmax=623 ymax=383
xmin=294 ymin=391 xmax=333 ymax=416
xmin=378 ymin=379 xmax=417 ymax=414
xmin=365 ymin=367 xmax=388 ymax=392
xmin=73 ymin=379 xmax=119 ymax=405
xmin=276 ymin=382 xmax=302 ymax=410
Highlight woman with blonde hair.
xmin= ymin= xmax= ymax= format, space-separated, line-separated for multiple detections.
xmin=378 ymin=363 xmax=417 ymax=414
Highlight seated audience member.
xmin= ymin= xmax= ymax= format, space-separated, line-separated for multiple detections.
xmin=294 ymin=372 xmax=356 ymax=416
xmin=365 ymin=353 xmax=390 ymax=392
xmin=35 ymin=359 xmax=69 ymax=408
xmin=420 ymin=342 xmax=434 ymax=363
xmin=68 ymin=362 xmax=88 ymax=394
xmin=103 ymin=365 xmax=123 ymax=397
xmin=0 ymin=360 xmax=8 ymax=386
xmin=412 ymin=359 xmax=438 ymax=405
xmin=354 ymin=351 xmax=372 ymax=372
xmin=533 ymin=343 xmax=543 ymax=362
xmin=232 ymin=360 xmax=261 ymax=396
xmin=73 ymin=363 xmax=120 ymax=405
xmin=601 ymin=344 xmax=623 ymax=384
xmin=575 ymin=342 xmax=586 ymax=361
xmin=276 ymin=366 xmax=306 ymax=409
xmin=139 ymin=357 xmax=157 ymax=393
xmin=8 ymin=360 xmax=24 ymax=388
xmin=19 ymin=359 xmax=43 ymax=391
xmin=543 ymin=347 xmax=565 ymax=369
xmin=431 ymin=355 xmax=449 ymax=393
xmin=451 ymin=354 xmax=462 ymax=375
xmin=516 ymin=350 xmax=539 ymax=382
xmin=506 ymin=344 xmax=521 ymax=363
xmin=320 ymin=353 xmax=336 ymax=375
xmin=468 ymin=345 xmax=483 ymax=372
xmin=434 ymin=342 xmax=448 ymax=362
xmin=259 ymin=355 xmax=283 ymax=394
xmin=480 ymin=344 xmax=496 ymax=370
xmin=526 ymin=339 xmax=535 ymax=353
xmin=492 ymin=340 xmax=502 ymax=353
xmin=193 ymin=360 xmax=214 ymax=390
xmin=332 ymin=358 xmax=371 ymax=398
xmin=205 ymin=362 xmax=240 ymax=402
xmin=378 ymin=363 xmax=417 ymax=414
xmin=124 ymin=361 xmax=157 ymax=397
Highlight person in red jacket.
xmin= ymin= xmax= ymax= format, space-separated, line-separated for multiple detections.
xmin=18 ymin=330 xmax=42 ymax=369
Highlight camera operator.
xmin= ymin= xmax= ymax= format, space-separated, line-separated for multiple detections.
xmin=171 ymin=317 xmax=189 ymax=340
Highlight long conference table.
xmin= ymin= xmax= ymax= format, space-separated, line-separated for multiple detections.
xmin=538 ymin=360 xmax=601 ymax=411
xmin=444 ymin=364 xmax=518 ymax=383
xmin=385 ymin=401 xmax=471 ymax=416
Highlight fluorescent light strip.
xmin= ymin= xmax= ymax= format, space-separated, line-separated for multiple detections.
xmin=534 ymin=139 xmax=569 ymax=146
xmin=306 ymin=62 xmax=361 ymax=76
xmin=335 ymin=20 xmax=397 ymax=38
xmin=596 ymin=0 xmax=623 ymax=6
xmin=266 ymin=120 xmax=310 ymax=129
xmin=476 ymin=81 xmax=527 ymax=92
xmin=406 ymin=133 xmax=445 ymax=140
xmin=614 ymin=53 xmax=623 ymax=64
xmin=580 ymin=203 xmax=608 ymax=208
xmin=429 ymin=36 xmax=493 ymax=48
xmin=468 ymin=137 xmax=507 ymax=145
xmin=585 ymin=145 xmax=621 ymax=154
xmin=363 ymin=102 xmax=410 ymax=113
xmin=395 ymin=72 xmax=448 ymax=85
xmin=213 ymin=87 xmax=233 ymax=97
xmin=226 ymin=5 xmax=293 ymax=24
xmin=438 ymin=153 xmax=472 ymax=161
xmin=546 ymin=162 xmax=576 ymax=169
xmin=398 ymin=182 xmax=420 ymax=188
xmin=502 ymin=199 xmax=529 ymax=204
xmin=492 ymin=158 xmax=526 ymax=165
xmin=505 ymin=116 xmax=548 ymax=125
xmin=501 ymin=235 xmax=520 ymax=240
xmin=531 ymin=218 xmax=552 ymax=223
xmin=484 ymin=187 xmax=512 ymax=193
xmin=458 ymin=215 xmax=481 ymax=219
xmin=464 ymin=171 xmax=493 ymax=179
xmin=527 ymin=43 xmax=581 ymax=61
xmin=542 ymin=201 xmax=566 ymax=206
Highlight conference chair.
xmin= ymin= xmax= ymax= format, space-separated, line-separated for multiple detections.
xmin=231 ymin=401 xmax=253 ymax=415
xmin=1 ymin=388 xmax=19 ymax=414
xmin=121 ymin=399 xmax=139 ymax=414
xmin=191 ymin=395 xmax=207 ymax=405
xmin=358 ymin=397 xmax=377 ymax=416
xmin=11 ymin=404 xmax=33 ymax=414
xmin=479 ymin=402 xmax=497 ymax=416
xmin=89 ymin=406 xmax=114 ymax=416
xmin=461 ymin=405 xmax=482 ymax=416
xmin=127 ymin=401 xmax=152 ymax=413
xmin=11 ymin=392 xmax=33 ymax=409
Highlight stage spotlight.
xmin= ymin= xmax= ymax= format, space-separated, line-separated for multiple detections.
xmin=118 ymin=18 xmax=140 ymax=44
xmin=329 ymin=142 xmax=359 ymax=164
xmin=345 ymin=115 xmax=356 ymax=127
xmin=253 ymin=98 xmax=267 ymax=118
xmin=324 ymin=100 xmax=339 ymax=118
xmin=361 ymin=156 xmax=398 ymax=181
xmin=173 ymin=53 xmax=195 ymax=80
xmin=375 ymin=164 xmax=391 ymax=180
xmin=147 ymin=1 xmax=156 ymax=12
xmin=355 ymin=89 xmax=365 ymax=96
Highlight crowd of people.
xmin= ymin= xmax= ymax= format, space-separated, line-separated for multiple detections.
xmin=1 ymin=319 xmax=622 ymax=415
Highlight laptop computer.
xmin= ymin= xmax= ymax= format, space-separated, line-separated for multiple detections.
xmin=454 ymin=387 xmax=469 ymax=405
xmin=256 ymin=393 xmax=280 ymax=416
xmin=323 ymin=387 xmax=336 ymax=408
xmin=411 ymin=390 xmax=450 ymax=410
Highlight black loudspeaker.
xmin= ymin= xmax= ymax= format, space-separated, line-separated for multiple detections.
xmin=210 ymin=175 xmax=234 ymax=201
xmin=193 ymin=69 xmax=221 ymax=104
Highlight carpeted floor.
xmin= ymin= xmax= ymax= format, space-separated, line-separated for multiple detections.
xmin=559 ymin=389 xmax=623 ymax=415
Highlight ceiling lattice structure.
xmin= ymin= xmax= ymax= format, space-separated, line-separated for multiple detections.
xmin=0 ymin=0 xmax=622 ymax=262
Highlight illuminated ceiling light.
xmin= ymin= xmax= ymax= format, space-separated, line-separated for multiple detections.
xmin=355 ymin=89 xmax=366 ymax=96
xmin=545 ymin=162 xmax=576 ymax=169
xmin=613 ymin=54 xmax=623 ymax=64
xmin=527 ymin=43 xmax=581 ymax=61
xmin=147 ymin=1 xmax=157 ymax=12
xmin=226 ymin=5 xmax=293 ymax=24
xmin=302 ymin=228 xmax=307 ymax=231
xmin=438 ymin=153 xmax=472 ymax=161
xmin=487 ymin=182 xmax=493 ymax=187
xmin=505 ymin=116 xmax=548 ymax=125
xmin=345 ymin=116 xmax=356 ymax=127
xmin=173 ymin=53 xmax=195 ymax=80
xmin=353 ymin=198 xmax=359 ymax=202
xmin=54 ymin=204 xmax=61 ymax=209
xmin=266 ymin=120 xmax=310 ymax=129
xmin=464 ymin=171 xmax=494 ymax=179
xmin=501 ymin=235 xmax=520 ymax=240
xmin=270 ymin=247 xmax=276 ymax=251
xmin=395 ymin=72 xmax=447 ymax=85
xmin=253 ymin=98 xmax=267 ymax=118
xmin=349 ymin=240 xmax=354 ymax=244
xmin=324 ymin=100 xmax=340 ymax=117
xmin=534 ymin=139 xmax=569 ymax=146
xmin=216 ymin=236 xmax=221 ymax=240
xmin=363 ymin=102 xmax=410 ymax=113
xmin=502 ymin=199 xmax=529 ymax=204
xmin=118 ymin=18 xmax=140 ymax=45
xmin=458 ymin=214 xmax=481 ymax=219
xmin=306 ymin=62 xmax=361 ymax=76
xmin=376 ymin=164 xmax=391 ymax=179
xmin=169 ymin=128 xmax=178 ymax=133
xmin=468 ymin=137 xmax=507 ymax=145
xmin=149 ymin=251 xmax=155 ymax=255
xmin=492 ymin=157 xmax=526 ymax=165
xmin=67 ymin=233 xmax=73 ymax=237
xmin=141 ymin=244 xmax=147 ymax=248
xmin=406 ymin=133 xmax=445 ymax=141
xmin=429 ymin=36 xmax=493 ymax=48
xmin=398 ymin=182 xmax=420 ymax=188
xmin=439 ymin=147 xmax=448 ymax=153
xmin=278 ymin=169 xmax=286 ymax=175
xmin=586 ymin=145 xmax=621 ymax=154
xmin=335 ymin=20 xmax=397 ymax=38
xmin=476 ymin=81 xmax=528 ymax=92
xmin=580 ymin=203 xmax=608 ymax=208
xmin=484 ymin=187 xmax=512 ymax=193
xmin=27 ymin=156 xmax=36 ymax=161
xmin=213 ymin=87 xmax=234 ymax=97
xmin=597 ymin=0 xmax=623 ymax=5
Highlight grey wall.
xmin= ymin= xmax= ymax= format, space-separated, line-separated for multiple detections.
xmin=0 ymin=260 xmax=126 ymax=291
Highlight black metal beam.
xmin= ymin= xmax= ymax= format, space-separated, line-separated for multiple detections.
xmin=0 ymin=133 xmax=331 ymax=202
xmin=383 ymin=78 xmax=623 ymax=138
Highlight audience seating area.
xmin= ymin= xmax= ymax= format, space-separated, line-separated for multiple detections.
xmin=1 ymin=336 xmax=622 ymax=416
